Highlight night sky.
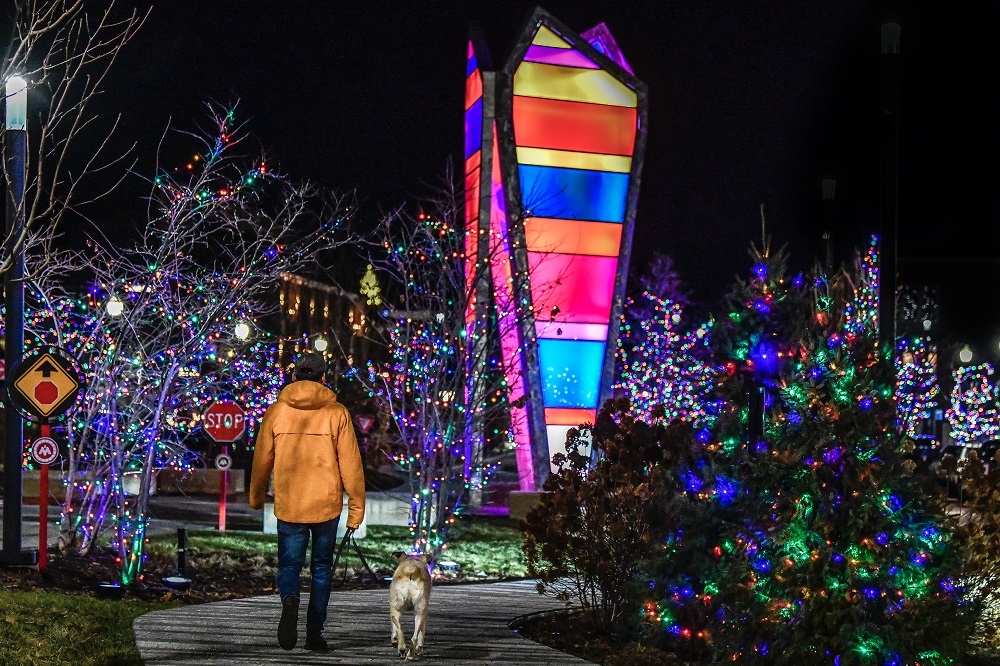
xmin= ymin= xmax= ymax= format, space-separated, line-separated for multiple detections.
xmin=93 ymin=1 xmax=999 ymax=362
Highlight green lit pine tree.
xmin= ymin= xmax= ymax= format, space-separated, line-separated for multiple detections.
xmin=643 ymin=244 xmax=972 ymax=665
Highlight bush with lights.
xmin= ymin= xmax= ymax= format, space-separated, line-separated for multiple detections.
xmin=522 ymin=397 xmax=674 ymax=635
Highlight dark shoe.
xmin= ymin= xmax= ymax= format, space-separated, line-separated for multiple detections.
xmin=305 ymin=630 xmax=329 ymax=652
xmin=278 ymin=596 xmax=299 ymax=650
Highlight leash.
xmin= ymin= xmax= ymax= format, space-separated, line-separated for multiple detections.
xmin=331 ymin=527 xmax=382 ymax=587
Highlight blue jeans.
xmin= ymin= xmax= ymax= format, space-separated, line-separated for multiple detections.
xmin=276 ymin=517 xmax=339 ymax=632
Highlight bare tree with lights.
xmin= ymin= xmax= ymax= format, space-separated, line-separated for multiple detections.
xmin=946 ymin=363 xmax=1000 ymax=446
xmin=1 ymin=1 xmax=147 ymax=271
xmin=27 ymin=104 xmax=355 ymax=584
xmin=355 ymin=180 xmax=523 ymax=558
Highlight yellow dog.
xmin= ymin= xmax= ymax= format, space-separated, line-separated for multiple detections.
xmin=389 ymin=552 xmax=432 ymax=659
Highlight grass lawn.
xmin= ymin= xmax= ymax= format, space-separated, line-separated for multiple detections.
xmin=0 ymin=589 xmax=175 ymax=666
xmin=144 ymin=513 xmax=530 ymax=579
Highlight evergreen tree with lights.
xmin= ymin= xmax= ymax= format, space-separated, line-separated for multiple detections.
xmin=615 ymin=291 xmax=714 ymax=427
xmin=946 ymin=363 xmax=1000 ymax=445
xmin=25 ymin=104 xmax=354 ymax=585
xmin=615 ymin=251 xmax=714 ymax=427
xmin=845 ymin=241 xmax=941 ymax=445
xmin=643 ymin=243 xmax=971 ymax=665
xmin=633 ymin=252 xmax=691 ymax=315
xmin=618 ymin=252 xmax=692 ymax=359
xmin=844 ymin=235 xmax=879 ymax=339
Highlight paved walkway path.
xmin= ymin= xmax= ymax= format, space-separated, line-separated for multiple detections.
xmin=134 ymin=579 xmax=590 ymax=665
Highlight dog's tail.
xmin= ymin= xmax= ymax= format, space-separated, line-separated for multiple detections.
xmin=392 ymin=552 xmax=434 ymax=580
xmin=397 ymin=561 xmax=425 ymax=580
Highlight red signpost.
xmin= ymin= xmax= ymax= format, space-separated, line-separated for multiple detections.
xmin=203 ymin=401 xmax=245 ymax=533
xmin=8 ymin=348 xmax=83 ymax=570
xmin=30 ymin=426 xmax=58 ymax=572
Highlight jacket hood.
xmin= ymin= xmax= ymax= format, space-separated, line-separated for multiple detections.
xmin=277 ymin=380 xmax=339 ymax=410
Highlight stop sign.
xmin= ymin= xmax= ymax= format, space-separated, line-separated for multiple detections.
xmin=34 ymin=381 xmax=59 ymax=405
xmin=203 ymin=400 xmax=246 ymax=443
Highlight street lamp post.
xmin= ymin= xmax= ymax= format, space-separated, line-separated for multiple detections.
xmin=878 ymin=24 xmax=901 ymax=349
xmin=821 ymin=178 xmax=836 ymax=275
xmin=2 ymin=75 xmax=36 ymax=565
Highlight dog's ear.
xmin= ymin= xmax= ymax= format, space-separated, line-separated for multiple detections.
xmin=419 ymin=554 xmax=433 ymax=567
xmin=391 ymin=551 xmax=406 ymax=562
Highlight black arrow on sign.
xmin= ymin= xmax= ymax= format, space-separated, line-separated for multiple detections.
xmin=36 ymin=360 xmax=59 ymax=377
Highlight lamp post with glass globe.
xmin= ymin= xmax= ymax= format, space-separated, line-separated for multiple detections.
xmin=2 ymin=75 xmax=34 ymax=565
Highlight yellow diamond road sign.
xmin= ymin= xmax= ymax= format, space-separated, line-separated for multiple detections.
xmin=12 ymin=353 xmax=80 ymax=418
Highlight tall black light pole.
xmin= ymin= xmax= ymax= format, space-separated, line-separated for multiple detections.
xmin=879 ymin=24 xmax=901 ymax=349
xmin=2 ymin=75 xmax=34 ymax=565
xmin=821 ymin=178 xmax=836 ymax=275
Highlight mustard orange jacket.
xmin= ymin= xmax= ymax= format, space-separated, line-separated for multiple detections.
xmin=249 ymin=380 xmax=365 ymax=528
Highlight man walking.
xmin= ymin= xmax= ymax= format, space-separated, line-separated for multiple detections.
xmin=250 ymin=351 xmax=366 ymax=651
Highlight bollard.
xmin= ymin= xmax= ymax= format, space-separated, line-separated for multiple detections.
xmin=177 ymin=527 xmax=188 ymax=578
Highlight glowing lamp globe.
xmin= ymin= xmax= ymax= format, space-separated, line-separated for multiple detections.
xmin=234 ymin=320 xmax=251 ymax=341
xmin=313 ymin=337 xmax=328 ymax=352
xmin=5 ymin=75 xmax=27 ymax=130
xmin=105 ymin=296 xmax=124 ymax=317
xmin=959 ymin=345 xmax=973 ymax=364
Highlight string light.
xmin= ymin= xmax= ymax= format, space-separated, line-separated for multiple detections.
xmin=4 ymin=103 xmax=349 ymax=585
xmin=895 ymin=336 xmax=939 ymax=441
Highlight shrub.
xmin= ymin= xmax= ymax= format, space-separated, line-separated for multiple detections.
xmin=522 ymin=397 xmax=662 ymax=634
xmin=954 ymin=451 xmax=1000 ymax=656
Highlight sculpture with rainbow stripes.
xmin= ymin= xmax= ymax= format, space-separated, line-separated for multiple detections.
xmin=464 ymin=8 xmax=648 ymax=490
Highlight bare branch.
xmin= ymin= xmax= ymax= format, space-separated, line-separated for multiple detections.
xmin=1 ymin=1 xmax=148 ymax=275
